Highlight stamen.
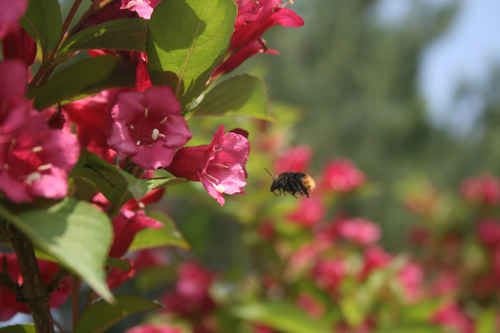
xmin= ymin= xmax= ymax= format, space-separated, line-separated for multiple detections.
xmin=138 ymin=201 xmax=145 ymax=209
xmin=158 ymin=133 xmax=166 ymax=138
xmin=136 ymin=140 xmax=141 ymax=146
xmin=32 ymin=146 xmax=43 ymax=153
xmin=151 ymin=128 xmax=160 ymax=140
xmin=37 ymin=163 xmax=52 ymax=171
xmin=160 ymin=116 xmax=168 ymax=124
xmin=213 ymin=163 xmax=229 ymax=168
xmin=215 ymin=184 xmax=225 ymax=193
xmin=25 ymin=172 xmax=42 ymax=185
xmin=9 ymin=139 xmax=16 ymax=152
xmin=205 ymin=173 xmax=219 ymax=183
xmin=213 ymin=147 xmax=223 ymax=152
xmin=130 ymin=124 xmax=135 ymax=129
xmin=144 ymin=108 xmax=149 ymax=118
xmin=3 ymin=163 xmax=9 ymax=170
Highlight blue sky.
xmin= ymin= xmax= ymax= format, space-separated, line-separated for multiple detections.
xmin=377 ymin=0 xmax=500 ymax=133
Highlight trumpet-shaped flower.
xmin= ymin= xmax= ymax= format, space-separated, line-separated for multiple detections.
xmin=108 ymin=86 xmax=192 ymax=170
xmin=165 ymin=125 xmax=250 ymax=206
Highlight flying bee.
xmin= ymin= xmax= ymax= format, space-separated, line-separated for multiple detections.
xmin=265 ymin=169 xmax=316 ymax=198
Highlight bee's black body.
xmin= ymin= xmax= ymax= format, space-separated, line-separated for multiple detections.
xmin=268 ymin=171 xmax=315 ymax=198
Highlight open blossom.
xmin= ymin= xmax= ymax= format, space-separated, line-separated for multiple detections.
xmin=212 ymin=0 xmax=304 ymax=77
xmin=165 ymin=124 xmax=250 ymax=206
xmin=460 ymin=173 xmax=500 ymax=206
xmin=337 ymin=217 xmax=381 ymax=245
xmin=0 ymin=61 xmax=80 ymax=203
xmin=108 ymin=86 xmax=192 ymax=170
xmin=322 ymin=159 xmax=365 ymax=193
xmin=121 ymin=0 xmax=160 ymax=19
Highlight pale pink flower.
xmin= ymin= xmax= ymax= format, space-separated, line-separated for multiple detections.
xmin=165 ymin=125 xmax=250 ymax=205
xmin=120 ymin=0 xmax=160 ymax=19
xmin=108 ymin=86 xmax=192 ymax=170
xmin=338 ymin=217 xmax=381 ymax=245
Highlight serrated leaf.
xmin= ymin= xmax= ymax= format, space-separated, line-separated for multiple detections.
xmin=20 ymin=0 xmax=62 ymax=54
xmin=187 ymin=74 xmax=275 ymax=121
xmin=129 ymin=211 xmax=190 ymax=251
xmin=0 ymin=199 xmax=114 ymax=303
xmin=231 ymin=302 xmax=331 ymax=333
xmin=147 ymin=0 xmax=237 ymax=105
xmin=74 ymin=295 xmax=163 ymax=333
xmin=58 ymin=18 xmax=148 ymax=56
xmin=30 ymin=55 xmax=136 ymax=110
xmin=0 ymin=324 xmax=36 ymax=333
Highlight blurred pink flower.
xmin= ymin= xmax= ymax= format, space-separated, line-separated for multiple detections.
xmin=460 ymin=173 xmax=500 ymax=206
xmin=397 ymin=262 xmax=423 ymax=303
xmin=287 ymin=197 xmax=325 ymax=228
xmin=430 ymin=303 xmax=474 ymax=333
xmin=311 ymin=258 xmax=345 ymax=293
xmin=322 ymin=159 xmax=365 ymax=193
xmin=274 ymin=145 xmax=313 ymax=174
xmin=358 ymin=246 xmax=392 ymax=279
xmin=108 ymin=86 xmax=192 ymax=170
xmin=212 ymin=0 xmax=304 ymax=77
xmin=296 ymin=292 xmax=325 ymax=319
xmin=126 ymin=324 xmax=182 ymax=333
xmin=0 ymin=253 xmax=70 ymax=321
xmin=338 ymin=217 xmax=381 ymax=246
xmin=477 ymin=219 xmax=500 ymax=248
xmin=161 ymin=261 xmax=216 ymax=317
xmin=0 ymin=0 xmax=27 ymax=38
xmin=430 ymin=270 xmax=459 ymax=297
xmin=165 ymin=125 xmax=250 ymax=206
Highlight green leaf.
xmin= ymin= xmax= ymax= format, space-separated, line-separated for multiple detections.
xmin=0 ymin=199 xmax=114 ymax=303
xmin=74 ymin=295 xmax=163 ymax=333
xmin=58 ymin=18 xmax=148 ymax=56
xmin=477 ymin=307 xmax=497 ymax=333
xmin=20 ymin=0 xmax=62 ymax=54
xmin=107 ymin=257 xmax=132 ymax=271
xmin=186 ymin=75 xmax=275 ymax=121
xmin=30 ymin=55 xmax=136 ymax=110
xmin=0 ymin=325 xmax=36 ymax=333
xmin=129 ymin=211 xmax=190 ymax=251
xmin=231 ymin=302 xmax=331 ymax=333
xmin=74 ymin=154 xmax=188 ymax=206
xmin=147 ymin=0 xmax=237 ymax=105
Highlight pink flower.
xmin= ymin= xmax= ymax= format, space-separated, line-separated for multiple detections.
xmin=0 ymin=61 xmax=80 ymax=203
xmin=160 ymin=261 xmax=216 ymax=317
xmin=430 ymin=303 xmax=474 ymax=333
xmin=358 ymin=246 xmax=392 ymax=279
xmin=126 ymin=324 xmax=182 ymax=333
xmin=477 ymin=219 xmax=500 ymax=247
xmin=430 ymin=270 xmax=459 ymax=297
xmin=337 ymin=217 xmax=381 ymax=245
xmin=460 ymin=173 xmax=500 ymax=206
xmin=109 ymin=209 xmax=163 ymax=258
xmin=274 ymin=145 xmax=313 ymax=174
xmin=212 ymin=0 xmax=304 ymax=77
xmin=322 ymin=159 xmax=365 ymax=193
xmin=311 ymin=258 xmax=345 ymax=293
xmin=108 ymin=86 xmax=192 ymax=170
xmin=296 ymin=292 xmax=324 ymax=319
xmin=286 ymin=197 xmax=325 ymax=228
xmin=0 ymin=253 xmax=70 ymax=321
xmin=0 ymin=0 xmax=27 ymax=38
xmin=397 ymin=262 xmax=423 ymax=303
xmin=2 ymin=25 xmax=37 ymax=67
xmin=120 ymin=0 xmax=160 ymax=19
xmin=165 ymin=125 xmax=250 ymax=205
xmin=64 ymin=88 xmax=127 ymax=160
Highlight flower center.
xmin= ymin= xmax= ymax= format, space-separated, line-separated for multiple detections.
xmin=129 ymin=109 xmax=168 ymax=146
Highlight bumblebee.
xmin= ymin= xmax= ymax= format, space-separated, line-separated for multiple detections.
xmin=265 ymin=169 xmax=316 ymax=198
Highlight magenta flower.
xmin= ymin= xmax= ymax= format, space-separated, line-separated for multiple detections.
xmin=108 ymin=86 xmax=192 ymax=170
xmin=274 ymin=144 xmax=312 ymax=174
xmin=0 ymin=0 xmax=27 ymax=38
xmin=311 ymin=258 xmax=346 ymax=293
xmin=120 ymin=0 xmax=160 ymax=19
xmin=460 ymin=173 xmax=500 ymax=206
xmin=287 ymin=197 xmax=325 ymax=228
xmin=165 ymin=124 xmax=250 ymax=206
xmin=126 ymin=324 xmax=182 ymax=333
xmin=0 ymin=61 xmax=80 ymax=203
xmin=322 ymin=159 xmax=366 ymax=193
xmin=337 ymin=217 xmax=381 ymax=245
xmin=212 ymin=0 xmax=304 ymax=77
